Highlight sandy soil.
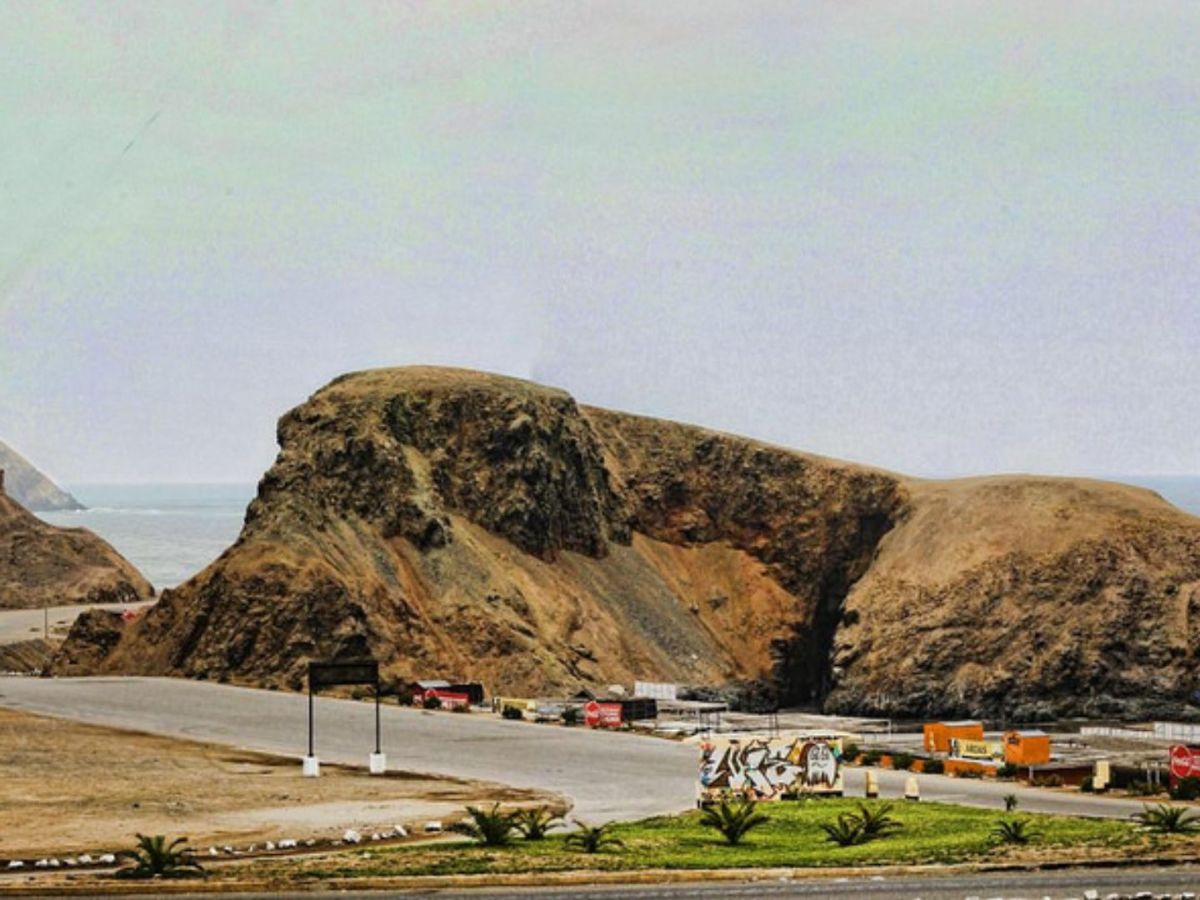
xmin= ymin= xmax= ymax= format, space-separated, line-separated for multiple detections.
xmin=0 ymin=708 xmax=556 ymax=858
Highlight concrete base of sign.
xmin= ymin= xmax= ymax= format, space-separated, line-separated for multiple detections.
xmin=369 ymin=752 xmax=387 ymax=775
xmin=302 ymin=755 xmax=320 ymax=778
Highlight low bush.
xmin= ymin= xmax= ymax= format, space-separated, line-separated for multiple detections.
xmin=422 ymin=695 xmax=442 ymax=710
xmin=1133 ymin=803 xmax=1200 ymax=834
xmin=501 ymin=705 xmax=525 ymax=721
xmin=991 ymin=818 xmax=1038 ymax=845
xmin=564 ymin=823 xmax=624 ymax=854
xmin=861 ymin=749 xmax=884 ymax=766
xmin=451 ymin=804 xmax=518 ymax=846
xmin=1170 ymin=776 xmax=1200 ymax=801
xmin=996 ymin=763 xmax=1019 ymax=779
xmin=1127 ymin=779 xmax=1164 ymax=797
xmin=451 ymin=703 xmax=470 ymax=713
xmin=891 ymin=752 xmax=916 ymax=771
xmin=841 ymin=742 xmax=860 ymax=762
xmin=1080 ymin=776 xmax=1095 ymax=793
xmin=699 ymin=799 xmax=771 ymax=846
xmin=561 ymin=706 xmax=580 ymax=726
xmin=1033 ymin=774 xmax=1064 ymax=789
xmin=922 ymin=759 xmax=944 ymax=775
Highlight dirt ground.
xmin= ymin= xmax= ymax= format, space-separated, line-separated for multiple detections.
xmin=0 ymin=708 xmax=557 ymax=858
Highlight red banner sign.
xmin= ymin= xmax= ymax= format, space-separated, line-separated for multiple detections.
xmin=1169 ymin=744 xmax=1200 ymax=785
xmin=584 ymin=701 xmax=622 ymax=728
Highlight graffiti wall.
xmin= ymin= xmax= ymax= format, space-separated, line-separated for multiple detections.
xmin=698 ymin=736 xmax=843 ymax=802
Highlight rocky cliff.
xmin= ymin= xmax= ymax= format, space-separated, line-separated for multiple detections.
xmin=0 ymin=470 xmax=153 ymax=610
xmin=53 ymin=368 xmax=1200 ymax=719
xmin=0 ymin=441 xmax=84 ymax=511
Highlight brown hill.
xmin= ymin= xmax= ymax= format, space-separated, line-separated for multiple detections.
xmin=52 ymin=368 xmax=1200 ymax=719
xmin=0 ymin=470 xmax=153 ymax=611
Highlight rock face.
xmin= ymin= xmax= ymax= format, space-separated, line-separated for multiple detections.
xmin=0 ymin=469 xmax=153 ymax=611
xmin=0 ymin=441 xmax=84 ymax=511
xmin=53 ymin=367 xmax=1200 ymax=719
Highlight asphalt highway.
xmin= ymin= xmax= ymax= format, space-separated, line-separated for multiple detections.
xmin=0 ymin=676 xmax=1165 ymax=823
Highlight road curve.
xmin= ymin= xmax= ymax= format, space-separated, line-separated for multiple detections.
xmin=0 ymin=676 xmax=1161 ymax=822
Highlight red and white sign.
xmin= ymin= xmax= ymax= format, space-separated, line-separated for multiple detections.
xmin=584 ymin=701 xmax=623 ymax=728
xmin=1169 ymin=744 xmax=1200 ymax=785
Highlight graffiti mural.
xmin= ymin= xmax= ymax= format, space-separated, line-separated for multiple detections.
xmin=698 ymin=736 xmax=844 ymax=802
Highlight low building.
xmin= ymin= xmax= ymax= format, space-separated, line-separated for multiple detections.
xmin=1003 ymin=730 xmax=1051 ymax=766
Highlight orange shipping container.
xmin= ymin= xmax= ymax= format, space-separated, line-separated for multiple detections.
xmin=1003 ymin=730 xmax=1051 ymax=766
xmin=923 ymin=720 xmax=984 ymax=753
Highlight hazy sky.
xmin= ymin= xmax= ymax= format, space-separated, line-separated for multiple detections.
xmin=2 ymin=2 xmax=1197 ymax=484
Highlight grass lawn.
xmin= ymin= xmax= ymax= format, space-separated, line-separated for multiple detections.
xmin=253 ymin=799 xmax=1184 ymax=882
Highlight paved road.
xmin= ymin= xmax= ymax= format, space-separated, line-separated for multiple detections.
xmin=0 ymin=602 xmax=150 ymax=646
xmin=21 ymin=866 xmax=1200 ymax=898
xmin=0 ymin=676 xmax=1162 ymax=822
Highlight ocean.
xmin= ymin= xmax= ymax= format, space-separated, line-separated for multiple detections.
xmin=38 ymin=483 xmax=255 ymax=591
xmin=33 ymin=477 xmax=1200 ymax=594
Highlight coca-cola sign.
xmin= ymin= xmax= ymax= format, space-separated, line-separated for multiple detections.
xmin=1169 ymin=744 xmax=1200 ymax=786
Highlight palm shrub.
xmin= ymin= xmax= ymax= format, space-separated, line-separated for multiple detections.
xmin=995 ymin=763 xmax=1019 ymax=779
xmin=513 ymin=806 xmax=563 ymax=840
xmin=115 ymin=834 xmax=204 ymax=880
xmin=855 ymin=802 xmax=901 ymax=839
xmin=841 ymin=742 xmax=860 ymax=762
xmin=1003 ymin=793 xmax=1019 ymax=812
xmin=564 ymin=822 xmax=625 ymax=854
xmin=1133 ymin=803 xmax=1200 ymax=834
xmin=922 ymin=758 xmax=944 ymax=775
xmin=698 ymin=799 xmax=771 ymax=846
xmin=820 ymin=813 xmax=867 ymax=847
xmin=561 ymin=706 xmax=580 ymax=726
xmin=991 ymin=818 xmax=1038 ymax=845
xmin=451 ymin=804 xmax=518 ymax=846
xmin=501 ymin=705 xmax=524 ymax=720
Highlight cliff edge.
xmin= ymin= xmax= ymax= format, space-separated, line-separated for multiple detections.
xmin=53 ymin=367 xmax=1200 ymax=719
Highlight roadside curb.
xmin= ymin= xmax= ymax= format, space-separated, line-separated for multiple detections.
xmin=3 ymin=853 xmax=1196 ymax=896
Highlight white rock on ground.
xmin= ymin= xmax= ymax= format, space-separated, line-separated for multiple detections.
xmin=394 ymin=824 xmax=408 ymax=837
xmin=98 ymin=854 xmax=116 ymax=864
xmin=6 ymin=861 xmax=23 ymax=870
xmin=424 ymin=821 xmax=443 ymax=833
xmin=77 ymin=854 xmax=92 ymax=865
xmin=343 ymin=830 xmax=362 ymax=844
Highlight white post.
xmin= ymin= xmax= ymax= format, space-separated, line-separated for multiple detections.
xmin=904 ymin=775 xmax=920 ymax=801
xmin=369 ymin=752 xmax=387 ymax=775
xmin=864 ymin=769 xmax=878 ymax=799
xmin=302 ymin=756 xmax=320 ymax=777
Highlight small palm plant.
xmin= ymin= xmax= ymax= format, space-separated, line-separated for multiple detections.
xmin=564 ymin=822 xmax=625 ymax=854
xmin=1133 ymin=803 xmax=1200 ymax=834
xmin=513 ymin=806 xmax=564 ymax=840
xmin=115 ymin=834 xmax=205 ymax=879
xmin=1003 ymin=793 xmax=1019 ymax=812
xmin=855 ymin=801 xmax=901 ymax=839
xmin=820 ymin=813 xmax=867 ymax=846
xmin=699 ymin=798 xmax=771 ymax=846
xmin=991 ymin=818 xmax=1039 ymax=845
xmin=451 ymin=803 xmax=518 ymax=846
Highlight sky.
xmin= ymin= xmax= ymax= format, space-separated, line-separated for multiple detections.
xmin=1 ymin=1 xmax=1197 ymax=484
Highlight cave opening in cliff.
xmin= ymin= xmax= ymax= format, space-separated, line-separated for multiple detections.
xmin=771 ymin=511 xmax=895 ymax=708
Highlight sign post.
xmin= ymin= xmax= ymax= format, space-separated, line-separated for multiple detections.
xmin=305 ymin=659 xmax=383 ymax=777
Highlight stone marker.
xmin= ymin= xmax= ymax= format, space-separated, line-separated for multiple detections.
xmin=904 ymin=775 xmax=920 ymax=801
